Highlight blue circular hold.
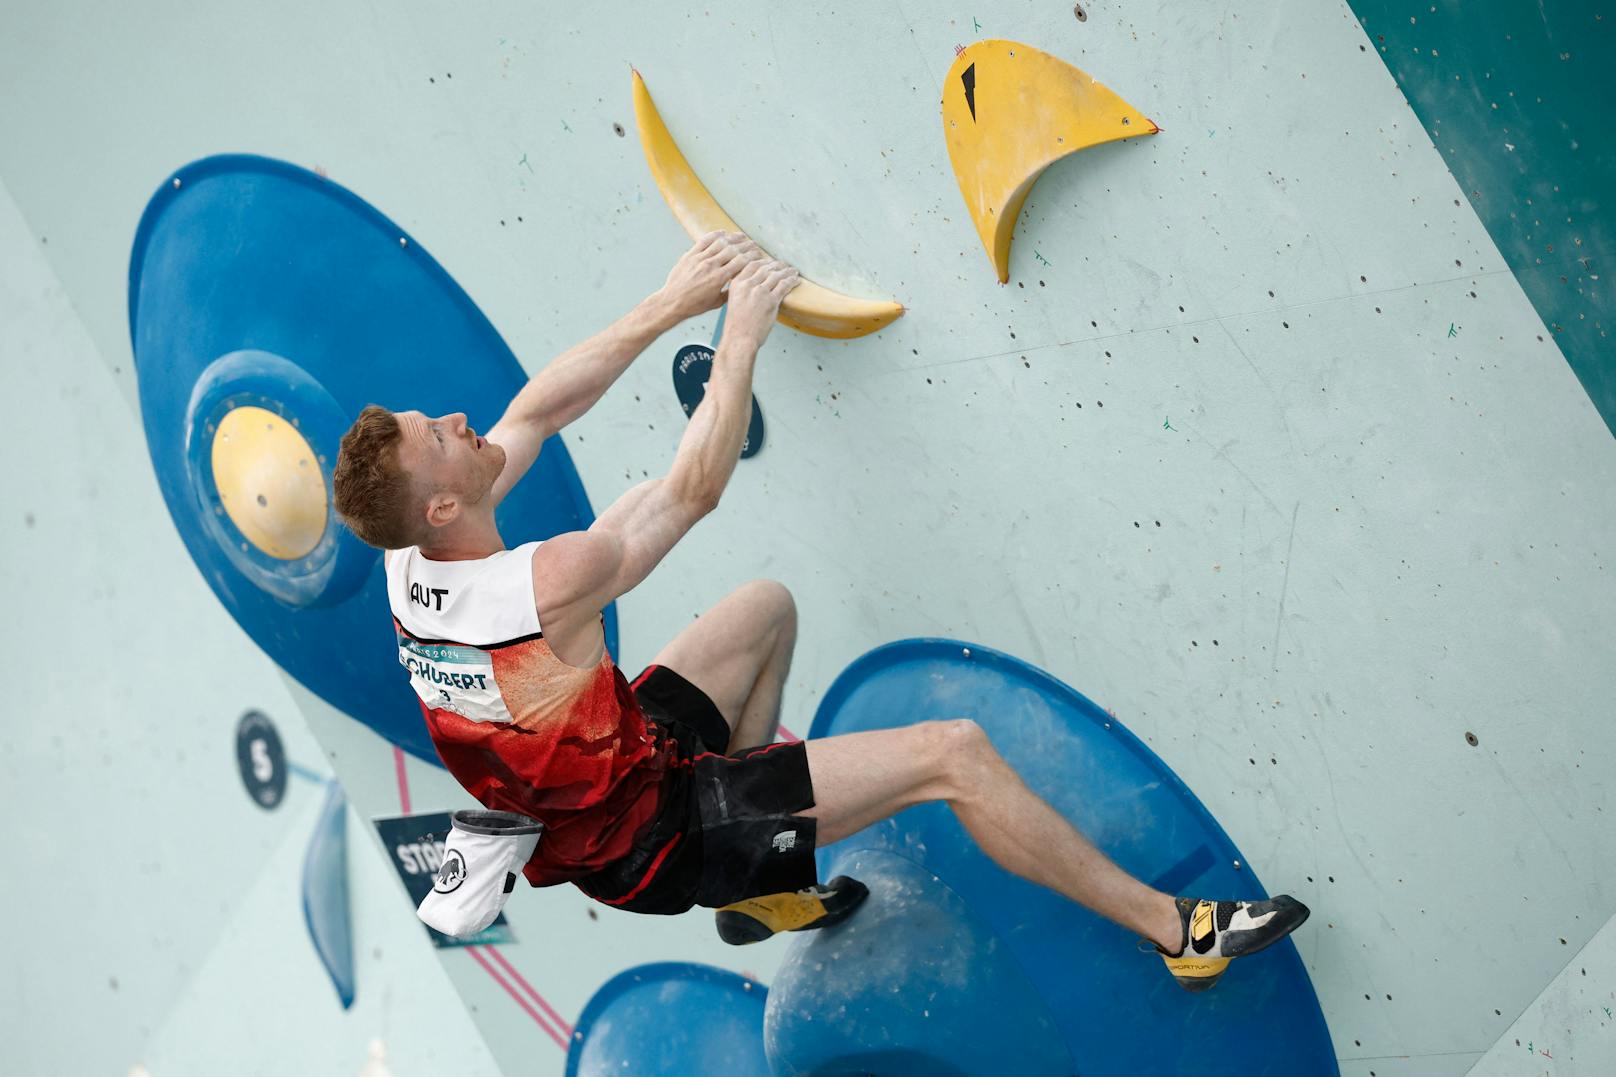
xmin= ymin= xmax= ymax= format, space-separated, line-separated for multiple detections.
xmin=803 ymin=639 xmax=1338 ymax=1076
xmin=128 ymin=155 xmax=617 ymax=764
xmin=568 ymin=963 xmax=771 ymax=1077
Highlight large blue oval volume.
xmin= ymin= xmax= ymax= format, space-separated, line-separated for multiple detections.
xmin=769 ymin=639 xmax=1337 ymax=1076
xmin=128 ymin=155 xmax=616 ymax=763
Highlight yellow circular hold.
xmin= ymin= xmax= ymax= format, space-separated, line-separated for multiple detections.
xmin=211 ymin=405 xmax=328 ymax=560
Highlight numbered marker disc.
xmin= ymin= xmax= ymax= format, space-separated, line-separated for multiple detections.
xmin=235 ymin=709 xmax=287 ymax=810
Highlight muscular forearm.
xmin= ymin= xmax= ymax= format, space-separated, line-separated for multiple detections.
xmin=510 ymin=293 xmax=679 ymax=435
xmin=667 ymin=335 xmax=760 ymax=509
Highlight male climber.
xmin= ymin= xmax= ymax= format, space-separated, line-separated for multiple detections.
xmin=332 ymin=231 xmax=1308 ymax=991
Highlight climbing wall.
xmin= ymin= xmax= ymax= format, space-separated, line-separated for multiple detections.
xmin=1347 ymin=0 xmax=1614 ymax=434
xmin=3 ymin=2 xmax=1613 ymax=1074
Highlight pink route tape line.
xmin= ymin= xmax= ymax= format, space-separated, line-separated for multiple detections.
xmin=467 ymin=946 xmax=568 ymax=1049
xmin=778 ymin=724 xmax=800 ymax=742
xmin=485 ymin=945 xmax=575 ymax=1036
xmin=391 ymin=743 xmax=410 ymax=808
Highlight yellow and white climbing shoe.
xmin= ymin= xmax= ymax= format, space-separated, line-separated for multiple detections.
xmin=1156 ymin=895 xmax=1310 ymax=992
xmin=715 ymin=876 xmax=870 ymax=946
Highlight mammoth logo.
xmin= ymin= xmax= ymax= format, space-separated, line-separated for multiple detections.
xmin=433 ymin=849 xmax=468 ymax=894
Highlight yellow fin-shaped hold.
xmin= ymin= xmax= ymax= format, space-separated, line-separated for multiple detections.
xmin=942 ymin=41 xmax=1159 ymax=283
xmin=632 ymin=70 xmax=904 ymax=339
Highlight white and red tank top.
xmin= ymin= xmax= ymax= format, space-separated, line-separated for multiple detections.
xmin=385 ymin=543 xmax=671 ymax=886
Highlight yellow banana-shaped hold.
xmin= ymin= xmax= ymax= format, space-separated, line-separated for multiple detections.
xmin=943 ymin=41 xmax=1159 ymax=283
xmin=632 ymin=70 xmax=904 ymax=339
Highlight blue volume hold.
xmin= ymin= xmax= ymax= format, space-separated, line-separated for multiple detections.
xmin=302 ymin=781 xmax=355 ymax=1009
xmin=568 ymin=963 xmax=771 ymax=1077
xmin=766 ymin=849 xmax=1071 ymax=1076
xmin=127 ymin=155 xmax=616 ymax=763
xmin=765 ymin=638 xmax=1336 ymax=1076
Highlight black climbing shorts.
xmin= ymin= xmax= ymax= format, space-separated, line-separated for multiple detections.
xmin=575 ymin=664 xmax=819 ymax=915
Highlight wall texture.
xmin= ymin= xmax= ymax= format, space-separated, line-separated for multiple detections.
xmin=3 ymin=2 xmax=1613 ymax=1074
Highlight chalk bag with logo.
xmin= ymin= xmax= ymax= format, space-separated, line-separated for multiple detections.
xmin=416 ymin=809 xmax=544 ymax=937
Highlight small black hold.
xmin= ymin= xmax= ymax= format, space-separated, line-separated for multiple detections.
xmin=588 ymin=908 xmax=598 ymax=920
xmin=1465 ymin=731 xmax=1479 ymax=746
xmin=613 ymin=122 xmax=626 ymax=137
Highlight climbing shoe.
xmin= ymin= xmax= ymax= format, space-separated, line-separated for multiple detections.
xmin=715 ymin=876 xmax=870 ymax=945
xmin=1155 ymin=894 xmax=1310 ymax=991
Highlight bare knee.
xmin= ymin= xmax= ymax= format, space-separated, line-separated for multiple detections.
xmin=918 ymin=718 xmax=992 ymax=798
xmin=741 ymin=578 xmax=796 ymax=637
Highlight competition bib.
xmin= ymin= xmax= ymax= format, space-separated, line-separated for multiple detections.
xmin=397 ymin=634 xmax=514 ymax=724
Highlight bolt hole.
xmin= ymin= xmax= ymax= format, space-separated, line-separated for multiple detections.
xmin=256 ymin=495 xmax=268 ymax=507
xmin=613 ymin=122 xmax=625 ymax=137
xmin=1465 ymin=731 xmax=1479 ymax=747
xmin=1073 ymin=2 xmax=1088 ymax=21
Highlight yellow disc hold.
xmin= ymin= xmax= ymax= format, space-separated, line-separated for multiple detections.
xmin=211 ymin=405 xmax=328 ymax=560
